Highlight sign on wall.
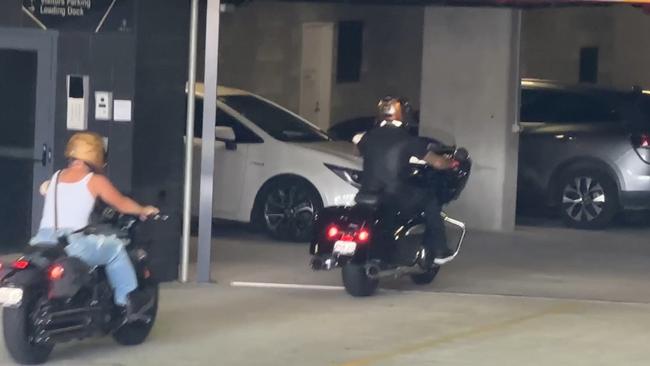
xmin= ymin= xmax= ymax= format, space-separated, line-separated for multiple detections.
xmin=22 ymin=0 xmax=134 ymax=32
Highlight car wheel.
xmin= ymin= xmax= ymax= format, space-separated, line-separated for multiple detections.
xmin=556 ymin=168 xmax=619 ymax=229
xmin=261 ymin=179 xmax=323 ymax=242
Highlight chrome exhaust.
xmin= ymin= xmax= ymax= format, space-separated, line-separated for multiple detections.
xmin=364 ymin=262 xmax=424 ymax=280
xmin=310 ymin=256 xmax=336 ymax=271
xmin=310 ymin=257 xmax=323 ymax=271
xmin=365 ymin=262 xmax=381 ymax=278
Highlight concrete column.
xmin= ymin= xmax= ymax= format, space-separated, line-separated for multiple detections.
xmin=419 ymin=6 xmax=522 ymax=231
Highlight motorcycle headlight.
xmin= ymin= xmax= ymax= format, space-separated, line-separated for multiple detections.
xmin=325 ymin=164 xmax=362 ymax=188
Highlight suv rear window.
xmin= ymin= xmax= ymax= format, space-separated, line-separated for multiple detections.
xmin=521 ymin=89 xmax=621 ymax=124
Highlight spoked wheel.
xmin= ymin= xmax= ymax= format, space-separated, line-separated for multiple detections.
xmin=558 ymin=168 xmax=619 ymax=229
xmin=262 ymin=179 xmax=322 ymax=242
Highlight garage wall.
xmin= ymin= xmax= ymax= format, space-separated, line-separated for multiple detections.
xmin=213 ymin=3 xmax=650 ymax=128
xmin=521 ymin=5 xmax=650 ymax=89
xmin=610 ymin=6 xmax=650 ymax=89
xmin=0 ymin=0 xmax=187 ymax=281
xmin=200 ymin=1 xmax=424 ymax=125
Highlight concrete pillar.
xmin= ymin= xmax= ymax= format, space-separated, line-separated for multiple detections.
xmin=419 ymin=7 xmax=521 ymax=232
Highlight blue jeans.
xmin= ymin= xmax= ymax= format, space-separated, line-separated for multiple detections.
xmin=30 ymin=228 xmax=138 ymax=305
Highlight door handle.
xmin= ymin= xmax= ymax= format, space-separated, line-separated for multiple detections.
xmin=554 ymin=134 xmax=575 ymax=142
xmin=315 ymin=102 xmax=320 ymax=113
xmin=37 ymin=144 xmax=51 ymax=167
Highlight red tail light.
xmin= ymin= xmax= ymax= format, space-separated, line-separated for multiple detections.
xmin=632 ymin=133 xmax=650 ymax=148
xmin=48 ymin=264 xmax=65 ymax=281
xmin=632 ymin=133 xmax=650 ymax=163
xmin=341 ymin=234 xmax=354 ymax=241
xmin=12 ymin=260 xmax=29 ymax=270
xmin=326 ymin=225 xmax=340 ymax=240
xmin=356 ymin=229 xmax=370 ymax=243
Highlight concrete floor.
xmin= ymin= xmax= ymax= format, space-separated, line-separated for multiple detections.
xmin=0 ymin=222 xmax=649 ymax=365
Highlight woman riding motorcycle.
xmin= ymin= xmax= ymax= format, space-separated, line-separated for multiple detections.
xmin=30 ymin=131 xmax=159 ymax=320
xmin=354 ymin=97 xmax=458 ymax=267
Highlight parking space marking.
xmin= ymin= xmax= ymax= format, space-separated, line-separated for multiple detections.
xmin=228 ymin=281 xmax=650 ymax=305
xmin=230 ymin=281 xmax=345 ymax=291
xmin=337 ymin=303 xmax=583 ymax=366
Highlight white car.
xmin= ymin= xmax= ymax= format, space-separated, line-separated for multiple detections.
xmin=191 ymin=84 xmax=362 ymax=241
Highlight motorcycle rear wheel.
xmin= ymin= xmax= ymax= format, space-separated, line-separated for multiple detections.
xmin=3 ymin=293 xmax=54 ymax=365
xmin=342 ymin=264 xmax=379 ymax=297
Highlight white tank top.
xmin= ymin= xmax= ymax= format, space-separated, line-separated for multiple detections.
xmin=39 ymin=171 xmax=96 ymax=231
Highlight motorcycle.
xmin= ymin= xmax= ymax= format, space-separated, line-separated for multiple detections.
xmin=0 ymin=208 xmax=165 ymax=364
xmin=310 ymin=142 xmax=471 ymax=297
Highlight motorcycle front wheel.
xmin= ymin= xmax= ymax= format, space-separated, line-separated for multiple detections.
xmin=112 ymin=284 xmax=159 ymax=346
xmin=410 ymin=266 xmax=440 ymax=285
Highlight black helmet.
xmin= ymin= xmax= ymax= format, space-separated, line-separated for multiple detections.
xmin=376 ymin=96 xmax=413 ymax=129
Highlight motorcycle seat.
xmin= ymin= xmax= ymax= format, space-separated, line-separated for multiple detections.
xmin=25 ymin=244 xmax=67 ymax=261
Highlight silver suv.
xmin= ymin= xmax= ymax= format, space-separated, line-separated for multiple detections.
xmin=518 ymin=79 xmax=650 ymax=229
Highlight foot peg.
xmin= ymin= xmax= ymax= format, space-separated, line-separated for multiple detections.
xmin=418 ymin=247 xmax=456 ymax=268
xmin=433 ymin=255 xmax=454 ymax=266
xmin=128 ymin=296 xmax=155 ymax=322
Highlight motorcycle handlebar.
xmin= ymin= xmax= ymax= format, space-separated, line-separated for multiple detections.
xmin=121 ymin=213 xmax=169 ymax=222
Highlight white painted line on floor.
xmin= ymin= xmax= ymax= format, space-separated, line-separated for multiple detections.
xmin=230 ymin=281 xmax=344 ymax=291
xmin=229 ymin=281 xmax=650 ymax=305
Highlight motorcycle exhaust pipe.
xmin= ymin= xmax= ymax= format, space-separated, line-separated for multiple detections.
xmin=34 ymin=324 xmax=91 ymax=345
xmin=310 ymin=257 xmax=335 ymax=271
xmin=310 ymin=257 xmax=324 ymax=271
xmin=44 ymin=313 xmax=91 ymax=328
xmin=365 ymin=263 xmax=423 ymax=280
xmin=365 ymin=263 xmax=382 ymax=279
xmin=40 ymin=308 xmax=93 ymax=327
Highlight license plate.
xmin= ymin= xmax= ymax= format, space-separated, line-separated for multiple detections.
xmin=0 ymin=287 xmax=23 ymax=307
xmin=333 ymin=240 xmax=357 ymax=256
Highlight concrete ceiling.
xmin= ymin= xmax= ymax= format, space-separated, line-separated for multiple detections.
xmin=226 ymin=0 xmax=649 ymax=9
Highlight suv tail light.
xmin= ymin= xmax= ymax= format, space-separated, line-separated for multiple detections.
xmin=631 ymin=133 xmax=650 ymax=163
xmin=632 ymin=133 xmax=650 ymax=148
xmin=642 ymin=135 xmax=650 ymax=148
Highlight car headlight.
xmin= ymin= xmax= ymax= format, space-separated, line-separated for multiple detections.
xmin=325 ymin=163 xmax=362 ymax=188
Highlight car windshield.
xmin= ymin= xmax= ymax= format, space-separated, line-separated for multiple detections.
xmin=219 ymin=95 xmax=330 ymax=142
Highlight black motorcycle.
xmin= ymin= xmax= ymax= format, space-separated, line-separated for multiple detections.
xmin=310 ymin=144 xmax=471 ymax=297
xmin=0 ymin=210 xmax=164 ymax=364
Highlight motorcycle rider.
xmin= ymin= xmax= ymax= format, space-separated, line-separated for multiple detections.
xmin=30 ymin=131 xmax=159 ymax=321
xmin=354 ymin=96 xmax=458 ymax=267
